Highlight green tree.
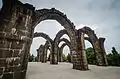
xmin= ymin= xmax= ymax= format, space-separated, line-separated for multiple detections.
xmin=107 ymin=47 xmax=120 ymax=66
xmin=112 ymin=47 xmax=118 ymax=54
xmin=62 ymin=54 xmax=67 ymax=62
xmin=29 ymin=54 xmax=35 ymax=62
xmin=86 ymin=47 xmax=96 ymax=65
xmin=67 ymin=53 xmax=71 ymax=63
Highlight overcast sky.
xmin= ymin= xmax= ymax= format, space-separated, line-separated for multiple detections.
xmin=0 ymin=0 xmax=120 ymax=56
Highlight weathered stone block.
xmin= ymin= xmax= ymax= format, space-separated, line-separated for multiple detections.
xmin=0 ymin=67 xmax=4 ymax=75
xmin=13 ymin=71 xmax=26 ymax=79
xmin=0 ymin=49 xmax=14 ymax=58
xmin=0 ymin=59 xmax=6 ymax=67
xmin=0 ymin=40 xmax=11 ymax=48
xmin=12 ymin=50 xmax=21 ymax=57
xmin=2 ymin=73 xmax=13 ymax=79
xmin=11 ymin=41 xmax=23 ymax=49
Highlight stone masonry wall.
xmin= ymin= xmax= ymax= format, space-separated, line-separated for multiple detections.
xmin=0 ymin=0 xmax=35 ymax=79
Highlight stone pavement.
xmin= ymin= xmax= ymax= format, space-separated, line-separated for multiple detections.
xmin=26 ymin=62 xmax=120 ymax=79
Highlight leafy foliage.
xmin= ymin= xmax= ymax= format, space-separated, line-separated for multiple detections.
xmin=86 ymin=47 xmax=96 ymax=65
xmin=62 ymin=54 xmax=68 ymax=62
xmin=86 ymin=47 xmax=120 ymax=66
xmin=67 ymin=53 xmax=71 ymax=62
xmin=29 ymin=54 xmax=35 ymax=62
xmin=107 ymin=47 xmax=120 ymax=66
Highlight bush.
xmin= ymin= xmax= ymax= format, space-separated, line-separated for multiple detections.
xmin=29 ymin=54 xmax=35 ymax=62
xmin=86 ymin=47 xmax=96 ymax=65
xmin=107 ymin=47 xmax=120 ymax=66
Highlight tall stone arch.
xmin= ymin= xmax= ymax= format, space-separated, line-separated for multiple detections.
xmin=31 ymin=8 xmax=78 ymax=66
xmin=0 ymin=0 xmax=88 ymax=79
xmin=54 ymin=29 xmax=69 ymax=62
xmin=59 ymin=43 xmax=70 ymax=62
xmin=79 ymin=26 xmax=108 ymax=66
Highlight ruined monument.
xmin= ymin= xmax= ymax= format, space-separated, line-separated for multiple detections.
xmin=0 ymin=0 xmax=108 ymax=79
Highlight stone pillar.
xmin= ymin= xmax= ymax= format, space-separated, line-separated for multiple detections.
xmin=43 ymin=43 xmax=48 ymax=63
xmin=0 ymin=0 xmax=35 ymax=79
xmin=50 ymin=43 xmax=58 ymax=64
xmin=43 ymin=48 xmax=47 ymax=63
xmin=36 ymin=49 xmax=39 ymax=62
xmin=92 ymin=39 xmax=106 ymax=66
xmin=39 ymin=45 xmax=44 ymax=63
xmin=99 ymin=38 xmax=108 ymax=66
xmin=59 ymin=48 xmax=63 ymax=62
xmin=59 ymin=44 xmax=66 ymax=62
xmin=73 ymin=31 xmax=88 ymax=70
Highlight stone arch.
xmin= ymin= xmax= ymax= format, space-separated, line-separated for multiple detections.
xmin=59 ymin=43 xmax=71 ymax=62
xmin=58 ymin=38 xmax=71 ymax=62
xmin=0 ymin=0 xmax=87 ymax=79
xmin=54 ymin=29 xmax=69 ymax=61
xmin=37 ymin=41 xmax=52 ymax=63
xmin=34 ymin=32 xmax=53 ymax=45
xmin=31 ymin=8 xmax=78 ymax=65
xmin=79 ymin=26 xmax=107 ymax=66
xmin=58 ymin=38 xmax=71 ymax=48
xmin=34 ymin=32 xmax=54 ymax=63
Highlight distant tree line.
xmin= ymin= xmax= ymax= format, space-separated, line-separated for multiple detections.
xmin=29 ymin=47 xmax=120 ymax=66
xmin=86 ymin=47 xmax=120 ymax=66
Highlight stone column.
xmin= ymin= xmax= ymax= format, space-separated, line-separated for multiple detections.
xmin=73 ymin=31 xmax=88 ymax=70
xmin=43 ymin=47 xmax=47 ymax=63
xmin=36 ymin=49 xmax=39 ymax=62
xmin=0 ymin=0 xmax=35 ymax=79
xmin=50 ymin=43 xmax=58 ymax=64
xmin=92 ymin=39 xmax=106 ymax=66
xmin=39 ymin=45 xmax=44 ymax=63
xmin=59 ymin=47 xmax=63 ymax=62
xmin=99 ymin=38 xmax=108 ymax=66
xmin=43 ymin=41 xmax=51 ymax=63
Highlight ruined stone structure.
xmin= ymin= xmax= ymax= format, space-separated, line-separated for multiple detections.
xmin=54 ymin=29 xmax=69 ymax=62
xmin=34 ymin=32 xmax=54 ymax=64
xmin=37 ymin=45 xmax=44 ymax=62
xmin=0 ymin=0 xmax=108 ymax=79
xmin=59 ymin=43 xmax=70 ymax=62
xmin=0 ymin=0 xmax=35 ymax=79
xmin=58 ymin=38 xmax=71 ymax=62
xmin=37 ymin=41 xmax=50 ymax=63
xmin=79 ymin=27 xmax=108 ymax=66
